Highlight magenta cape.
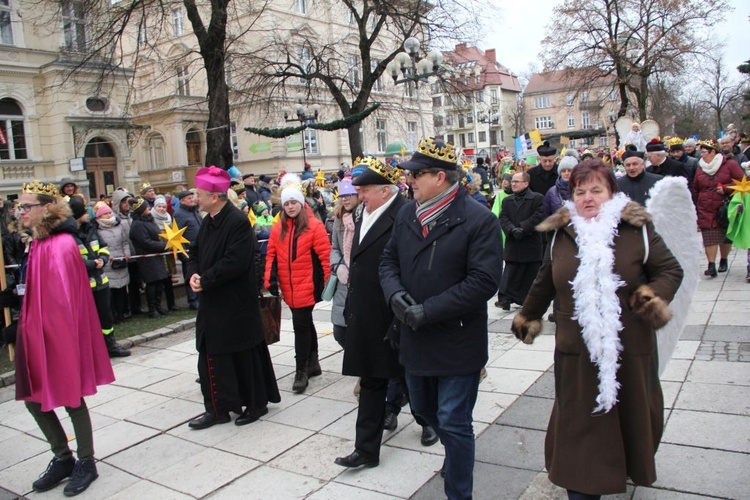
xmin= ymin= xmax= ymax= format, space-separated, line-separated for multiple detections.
xmin=15 ymin=232 xmax=115 ymax=411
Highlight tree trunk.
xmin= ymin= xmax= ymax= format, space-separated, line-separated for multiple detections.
xmin=347 ymin=122 xmax=364 ymax=161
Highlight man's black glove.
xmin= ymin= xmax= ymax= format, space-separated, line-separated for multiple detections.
xmin=511 ymin=227 xmax=525 ymax=240
xmin=1 ymin=322 xmax=17 ymax=346
xmin=0 ymin=287 xmax=19 ymax=310
xmin=404 ymin=304 xmax=427 ymax=330
xmin=390 ymin=291 xmax=417 ymax=323
xmin=268 ymin=283 xmax=279 ymax=297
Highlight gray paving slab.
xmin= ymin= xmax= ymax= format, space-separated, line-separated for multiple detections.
xmin=475 ymin=424 xmax=546 ymax=471
xmin=702 ymin=325 xmax=750 ymax=342
xmin=524 ymin=370 xmax=555 ymax=399
xmin=412 ymin=460 xmax=537 ymax=500
xmin=652 ymin=443 xmax=750 ymax=499
xmin=662 ymin=410 xmax=750 ymax=453
xmin=495 ymin=395 xmax=554 ymax=431
xmin=675 ymin=381 xmax=750 ymax=416
xmin=687 ymin=359 xmax=750 ymax=386
xmin=679 ymin=324 xmax=705 ymax=341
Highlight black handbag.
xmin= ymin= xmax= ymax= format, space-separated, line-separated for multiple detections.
xmin=111 ymin=258 xmax=128 ymax=270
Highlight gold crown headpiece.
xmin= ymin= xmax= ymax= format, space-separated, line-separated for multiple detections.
xmin=354 ymin=155 xmax=402 ymax=184
xmin=131 ymin=196 xmax=146 ymax=213
xmin=415 ymin=137 xmax=458 ymax=165
xmin=697 ymin=139 xmax=719 ymax=152
xmin=22 ymin=180 xmax=59 ymax=198
xmin=667 ymin=136 xmax=684 ymax=148
xmin=140 ymin=182 xmax=153 ymax=194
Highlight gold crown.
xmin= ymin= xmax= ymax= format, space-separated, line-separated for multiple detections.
xmin=230 ymin=183 xmax=245 ymax=194
xmin=667 ymin=136 xmax=684 ymax=148
xmin=698 ymin=139 xmax=719 ymax=151
xmin=416 ymin=137 xmax=457 ymax=165
xmin=22 ymin=180 xmax=59 ymax=198
xmin=131 ymin=197 xmax=146 ymax=212
xmin=355 ymin=155 xmax=402 ymax=184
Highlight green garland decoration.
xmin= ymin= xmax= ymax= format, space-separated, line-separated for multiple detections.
xmin=244 ymin=103 xmax=380 ymax=138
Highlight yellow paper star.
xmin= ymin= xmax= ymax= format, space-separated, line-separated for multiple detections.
xmin=726 ymin=176 xmax=750 ymax=196
xmin=159 ymin=220 xmax=190 ymax=258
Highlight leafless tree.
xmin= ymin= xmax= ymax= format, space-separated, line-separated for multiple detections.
xmin=695 ymin=55 xmax=743 ymax=133
xmin=540 ymin=0 xmax=728 ymax=120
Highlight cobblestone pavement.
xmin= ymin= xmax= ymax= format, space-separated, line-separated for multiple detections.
xmin=0 ymin=250 xmax=747 ymax=499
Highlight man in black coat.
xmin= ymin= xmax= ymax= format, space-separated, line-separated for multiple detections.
xmin=473 ymin=157 xmax=494 ymax=201
xmin=242 ymin=173 xmax=261 ymax=206
xmin=186 ymin=166 xmax=280 ymax=430
xmin=334 ymin=157 xmax=409 ymax=469
xmin=496 ymin=171 xmax=545 ymax=309
xmin=618 ymin=146 xmax=663 ymax=205
xmin=645 ymin=139 xmax=689 ymax=179
xmin=380 ymin=138 xmax=503 ymax=500
xmin=172 ymin=190 xmax=202 ymax=310
xmin=527 ymin=141 xmax=559 ymax=195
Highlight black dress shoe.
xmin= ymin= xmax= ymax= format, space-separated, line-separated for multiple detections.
xmin=383 ymin=412 xmax=398 ymax=431
xmin=718 ymin=259 xmax=728 ymax=273
xmin=334 ymin=450 xmax=379 ymax=468
xmin=494 ymin=301 xmax=510 ymax=311
xmin=421 ymin=425 xmax=439 ymax=446
xmin=188 ymin=412 xmax=230 ymax=430
xmin=235 ymin=406 xmax=269 ymax=426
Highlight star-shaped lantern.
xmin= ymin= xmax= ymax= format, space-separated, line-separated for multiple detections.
xmin=726 ymin=176 xmax=750 ymax=197
xmin=159 ymin=220 xmax=190 ymax=258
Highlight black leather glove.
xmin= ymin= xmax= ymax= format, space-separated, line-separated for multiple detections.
xmin=511 ymin=227 xmax=525 ymax=240
xmin=389 ymin=291 xmax=417 ymax=323
xmin=0 ymin=287 xmax=19 ymax=309
xmin=2 ymin=322 xmax=17 ymax=346
xmin=404 ymin=304 xmax=427 ymax=330
xmin=268 ymin=283 xmax=279 ymax=296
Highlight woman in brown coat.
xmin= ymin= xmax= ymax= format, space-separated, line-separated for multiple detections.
xmin=512 ymin=160 xmax=683 ymax=499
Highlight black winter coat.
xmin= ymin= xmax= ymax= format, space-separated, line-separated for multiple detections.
xmin=129 ymin=213 xmax=167 ymax=283
xmin=172 ymin=203 xmax=202 ymax=246
xmin=617 ymin=171 xmax=663 ymax=205
xmin=646 ymin=157 xmax=689 ymax=179
xmin=187 ymin=202 xmax=265 ymax=355
xmin=342 ymin=195 xmax=406 ymax=379
xmin=499 ymin=189 xmax=545 ymax=263
xmin=380 ymin=189 xmax=504 ymax=376
xmin=527 ymin=165 xmax=558 ymax=195
xmin=73 ymin=221 xmax=110 ymax=291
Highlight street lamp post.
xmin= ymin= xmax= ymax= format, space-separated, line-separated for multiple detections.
xmin=386 ymin=37 xmax=444 ymax=139
xmin=284 ymin=93 xmax=320 ymax=168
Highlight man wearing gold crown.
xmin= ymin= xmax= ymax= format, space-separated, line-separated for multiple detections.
xmin=0 ymin=181 xmax=114 ymax=496
xmin=380 ymin=138 xmax=504 ymax=500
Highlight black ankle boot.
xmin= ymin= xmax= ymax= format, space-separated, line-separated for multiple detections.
xmin=62 ymin=460 xmax=98 ymax=496
xmin=32 ymin=456 xmax=75 ymax=492
xmin=718 ymin=259 xmax=728 ymax=273
xmin=307 ymin=351 xmax=322 ymax=377
xmin=292 ymin=369 xmax=309 ymax=393
xmin=104 ymin=334 xmax=131 ymax=357
xmin=705 ymin=262 xmax=717 ymax=278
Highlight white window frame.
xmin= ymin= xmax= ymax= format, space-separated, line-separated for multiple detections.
xmin=303 ymin=128 xmax=317 ymax=154
xmin=478 ymin=131 xmax=487 ymax=143
xmin=534 ymin=96 xmax=551 ymax=109
xmin=446 ymin=133 xmax=455 ymax=145
xmin=298 ymin=46 xmax=311 ymax=83
xmin=376 ymin=119 xmax=387 ymax=153
xmin=580 ymin=91 xmax=589 ymax=103
xmin=347 ymin=54 xmax=360 ymax=88
xmin=567 ymin=115 xmax=575 ymax=128
xmin=468 ymin=132 xmax=474 ymax=144
xmin=566 ymin=93 xmax=574 ymax=106
xmin=534 ymin=116 xmax=553 ymax=130
xmin=445 ymin=114 xmax=454 ymax=127
xmin=407 ymin=121 xmax=418 ymax=150
xmin=137 ymin=23 xmax=148 ymax=48
xmin=171 ymin=8 xmax=184 ymax=36
xmin=371 ymin=59 xmax=383 ymax=92
xmin=490 ymin=89 xmax=498 ymax=104
xmin=475 ymin=91 xmax=483 ymax=103
xmin=0 ymin=0 xmax=14 ymax=45
xmin=231 ymin=122 xmax=239 ymax=161
xmin=581 ymin=111 xmax=591 ymax=129
xmin=147 ymin=133 xmax=166 ymax=170
xmin=296 ymin=0 xmax=307 ymax=15
xmin=176 ymin=66 xmax=190 ymax=96
xmin=62 ymin=1 xmax=86 ymax=52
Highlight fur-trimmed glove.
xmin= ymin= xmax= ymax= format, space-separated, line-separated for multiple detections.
xmin=511 ymin=314 xmax=543 ymax=345
xmin=629 ymin=284 xmax=672 ymax=329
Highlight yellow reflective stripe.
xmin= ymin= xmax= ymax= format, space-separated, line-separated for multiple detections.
xmin=102 ymin=328 xmax=114 ymax=335
xmin=79 ymin=244 xmax=88 ymax=256
xmin=101 ymin=276 xmax=109 ymax=284
xmin=98 ymin=248 xmax=110 ymax=256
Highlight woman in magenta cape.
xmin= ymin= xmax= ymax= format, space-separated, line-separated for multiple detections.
xmin=8 ymin=182 xmax=113 ymax=496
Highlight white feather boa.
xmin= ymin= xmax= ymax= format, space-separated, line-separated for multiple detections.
xmin=564 ymin=192 xmax=630 ymax=413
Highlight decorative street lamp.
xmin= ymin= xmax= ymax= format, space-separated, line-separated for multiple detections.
xmin=386 ymin=37 xmax=444 ymax=138
xmin=284 ymin=93 xmax=320 ymax=168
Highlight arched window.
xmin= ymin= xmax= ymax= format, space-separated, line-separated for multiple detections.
xmin=0 ymin=97 xmax=27 ymax=160
xmin=148 ymin=133 xmax=166 ymax=170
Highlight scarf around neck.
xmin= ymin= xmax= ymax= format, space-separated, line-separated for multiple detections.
xmin=699 ymin=153 xmax=723 ymax=176
xmin=564 ymin=192 xmax=630 ymax=413
xmin=416 ymin=182 xmax=460 ymax=237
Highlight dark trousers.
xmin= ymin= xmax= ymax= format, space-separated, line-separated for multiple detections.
xmin=127 ymin=261 xmax=142 ymax=313
xmin=385 ymin=377 xmax=429 ymax=427
xmin=355 ymin=376 xmax=389 ymax=460
xmin=290 ymin=306 xmax=318 ymax=370
xmin=333 ymin=324 xmax=347 ymax=349
xmin=145 ymin=281 xmax=165 ymax=313
xmin=406 ymin=371 xmax=481 ymax=500
xmin=162 ymin=277 xmax=175 ymax=309
xmin=110 ymin=286 xmax=128 ymax=322
xmin=179 ymin=253 xmax=199 ymax=307
xmin=25 ymin=399 xmax=94 ymax=461
xmin=92 ymin=287 xmax=113 ymax=335
xmin=567 ymin=491 xmax=601 ymax=500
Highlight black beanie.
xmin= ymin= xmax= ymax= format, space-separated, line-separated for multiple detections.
xmin=68 ymin=196 xmax=87 ymax=219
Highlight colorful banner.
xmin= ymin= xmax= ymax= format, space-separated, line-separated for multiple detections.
xmin=514 ymin=130 xmax=543 ymax=159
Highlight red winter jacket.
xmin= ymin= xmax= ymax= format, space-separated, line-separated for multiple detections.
xmin=693 ymin=156 xmax=744 ymax=229
xmin=264 ymin=213 xmax=331 ymax=309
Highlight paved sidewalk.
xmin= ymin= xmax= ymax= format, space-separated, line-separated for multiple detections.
xmin=0 ymin=250 xmax=747 ymax=499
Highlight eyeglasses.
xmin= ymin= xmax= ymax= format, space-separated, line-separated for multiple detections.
xmin=510 ymin=180 xmax=527 ymax=184
xmin=18 ymin=203 xmax=44 ymax=212
xmin=411 ymin=170 xmax=436 ymax=178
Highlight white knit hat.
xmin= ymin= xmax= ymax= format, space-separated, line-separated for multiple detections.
xmin=558 ymin=156 xmax=578 ymax=174
xmin=279 ymin=173 xmax=305 ymax=205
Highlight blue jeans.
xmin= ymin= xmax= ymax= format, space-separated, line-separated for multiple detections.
xmin=405 ymin=371 xmax=481 ymax=500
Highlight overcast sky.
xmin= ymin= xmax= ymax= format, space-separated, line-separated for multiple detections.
xmin=482 ymin=0 xmax=750 ymax=81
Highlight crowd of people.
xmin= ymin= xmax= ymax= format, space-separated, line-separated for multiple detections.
xmin=0 ymin=124 xmax=747 ymax=499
